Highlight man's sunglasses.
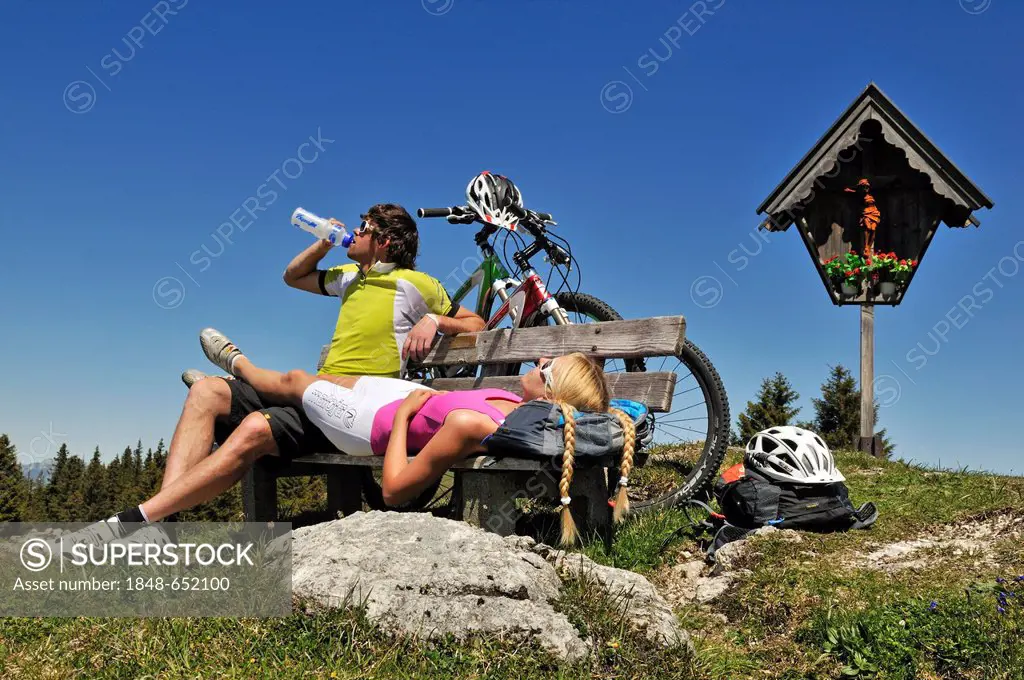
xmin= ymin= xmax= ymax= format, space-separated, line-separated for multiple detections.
xmin=354 ymin=220 xmax=376 ymax=237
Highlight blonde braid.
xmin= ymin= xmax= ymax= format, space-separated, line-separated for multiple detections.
xmin=609 ymin=408 xmax=636 ymax=523
xmin=558 ymin=401 xmax=579 ymax=546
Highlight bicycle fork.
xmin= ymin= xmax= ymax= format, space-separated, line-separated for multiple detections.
xmin=490 ymin=270 xmax=571 ymax=327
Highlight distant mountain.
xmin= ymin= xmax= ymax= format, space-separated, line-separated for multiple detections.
xmin=22 ymin=460 xmax=53 ymax=483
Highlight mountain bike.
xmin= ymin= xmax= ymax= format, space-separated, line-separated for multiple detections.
xmin=412 ymin=194 xmax=731 ymax=514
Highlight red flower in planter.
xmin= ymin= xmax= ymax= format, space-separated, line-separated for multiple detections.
xmin=853 ymin=267 xmax=861 ymax=274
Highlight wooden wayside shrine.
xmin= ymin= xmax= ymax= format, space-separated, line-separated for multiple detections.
xmin=755 ymin=83 xmax=993 ymax=455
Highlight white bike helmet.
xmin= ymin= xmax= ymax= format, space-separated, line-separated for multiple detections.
xmin=745 ymin=426 xmax=845 ymax=485
xmin=466 ymin=171 xmax=523 ymax=229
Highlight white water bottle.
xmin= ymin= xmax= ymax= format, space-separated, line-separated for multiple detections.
xmin=291 ymin=207 xmax=354 ymax=247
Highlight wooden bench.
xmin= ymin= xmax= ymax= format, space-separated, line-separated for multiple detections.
xmin=241 ymin=316 xmax=686 ymax=537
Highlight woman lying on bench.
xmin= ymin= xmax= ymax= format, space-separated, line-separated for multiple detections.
xmin=61 ymin=329 xmax=636 ymax=552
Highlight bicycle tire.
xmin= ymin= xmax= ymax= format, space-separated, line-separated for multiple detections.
xmin=626 ymin=339 xmax=730 ymax=514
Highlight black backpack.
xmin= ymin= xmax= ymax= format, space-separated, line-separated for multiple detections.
xmin=705 ymin=465 xmax=878 ymax=559
xmin=483 ymin=399 xmax=653 ymax=465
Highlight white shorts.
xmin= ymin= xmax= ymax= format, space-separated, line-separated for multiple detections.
xmin=301 ymin=377 xmax=421 ymax=456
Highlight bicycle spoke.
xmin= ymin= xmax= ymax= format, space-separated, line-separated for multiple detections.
xmin=658 ymin=416 xmax=709 ymax=424
xmin=657 ymin=422 xmax=707 ymax=436
xmin=667 ymin=401 xmax=707 ymax=413
xmin=674 ymin=384 xmax=702 ymax=398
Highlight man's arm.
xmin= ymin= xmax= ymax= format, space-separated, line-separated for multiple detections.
xmin=283 ymin=240 xmax=334 ymax=294
xmin=403 ymin=305 xmax=485 ymax=361
xmin=401 ymin=272 xmax=486 ymax=361
xmin=434 ymin=305 xmax=486 ymax=335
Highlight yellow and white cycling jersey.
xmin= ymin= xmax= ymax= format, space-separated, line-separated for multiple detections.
xmin=317 ymin=261 xmax=453 ymax=377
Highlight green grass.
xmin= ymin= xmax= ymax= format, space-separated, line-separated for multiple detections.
xmin=803 ymin=578 xmax=1024 ymax=679
xmin=1 ymin=449 xmax=1022 ymax=679
xmin=671 ymin=448 xmax=1024 ymax=679
xmin=0 ymin=586 xmax=700 ymax=679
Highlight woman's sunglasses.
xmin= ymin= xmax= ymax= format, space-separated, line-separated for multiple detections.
xmin=539 ymin=358 xmax=556 ymax=389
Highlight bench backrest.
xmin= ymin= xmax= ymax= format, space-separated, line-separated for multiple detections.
xmin=316 ymin=316 xmax=686 ymax=412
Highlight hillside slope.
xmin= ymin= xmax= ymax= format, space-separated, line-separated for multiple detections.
xmin=0 ymin=449 xmax=1021 ymax=679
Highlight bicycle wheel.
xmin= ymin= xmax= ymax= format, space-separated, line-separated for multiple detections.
xmin=625 ymin=339 xmax=730 ymax=514
xmin=540 ymin=293 xmax=731 ymax=513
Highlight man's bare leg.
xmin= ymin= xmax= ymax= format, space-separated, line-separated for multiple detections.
xmin=161 ymin=376 xmax=233 ymax=489
xmin=200 ymin=327 xmax=359 ymax=405
xmin=231 ymin=357 xmax=358 ymax=405
xmin=143 ymin=412 xmax=278 ymax=521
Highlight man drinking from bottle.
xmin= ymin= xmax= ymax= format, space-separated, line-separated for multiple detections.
xmin=144 ymin=203 xmax=485 ymax=524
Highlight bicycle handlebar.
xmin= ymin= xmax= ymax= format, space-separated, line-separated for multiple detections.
xmin=417 ymin=207 xmax=457 ymax=218
xmin=418 ymin=205 xmax=556 ymax=227
xmin=506 ymin=204 xmax=554 ymax=223
xmin=417 ymin=204 xmax=568 ymax=269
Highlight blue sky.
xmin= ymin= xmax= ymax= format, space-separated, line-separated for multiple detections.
xmin=1 ymin=0 xmax=1020 ymax=474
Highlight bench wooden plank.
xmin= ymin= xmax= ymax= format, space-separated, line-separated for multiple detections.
xmin=285 ymin=452 xmax=557 ymax=472
xmin=422 ymin=371 xmax=677 ymax=412
xmin=414 ymin=316 xmax=686 ymax=368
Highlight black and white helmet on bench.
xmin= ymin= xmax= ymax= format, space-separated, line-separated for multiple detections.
xmin=744 ymin=426 xmax=845 ymax=485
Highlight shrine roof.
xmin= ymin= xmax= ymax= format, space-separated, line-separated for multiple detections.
xmin=756 ymin=83 xmax=993 ymax=231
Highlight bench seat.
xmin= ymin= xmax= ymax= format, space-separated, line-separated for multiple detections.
xmin=242 ymin=316 xmax=686 ymax=538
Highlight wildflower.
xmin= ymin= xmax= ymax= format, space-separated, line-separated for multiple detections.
xmin=331 ymin=673 xmax=338 ymax=679
xmin=997 ymin=577 xmax=1006 ymax=584
xmin=607 ymin=640 xmax=620 ymax=649
xmin=998 ymin=606 xmax=1006 ymax=615
xmin=1016 ymin=575 xmax=1024 ymax=582
xmin=929 ymin=601 xmax=938 ymax=611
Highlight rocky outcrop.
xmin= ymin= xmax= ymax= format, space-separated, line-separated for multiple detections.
xmin=657 ymin=526 xmax=802 ymax=607
xmin=512 ymin=536 xmax=689 ymax=648
xmin=285 ymin=512 xmax=690 ymax=660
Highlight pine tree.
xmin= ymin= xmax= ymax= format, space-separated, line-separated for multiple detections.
xmin=45 ymin=443 xmax=72 ymax=521
xmin=810 ymin=364 xmax=895 ymax=456
xmin=112 ymin=446 xmax=136 ymax=510
xmin=64 ymin=456 xmax=87 ymax=521
xmin=22 ymin=477 xmax=48 ymax=521
xmin=736 ymin=372 xmax=801 ymax=443
xmin=133 ymin=439 xmax=144 ymax=482
xmin=106 ymin=457 xmax=122 ymax=512
xmin=0 ymin=434 xmax=26 ymax=521
xmin=82 ymin=448 xmax=111 ymax=520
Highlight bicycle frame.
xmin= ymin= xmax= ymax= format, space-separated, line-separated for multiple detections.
xmin=449 ymin=243 xmax=569 ymax=329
